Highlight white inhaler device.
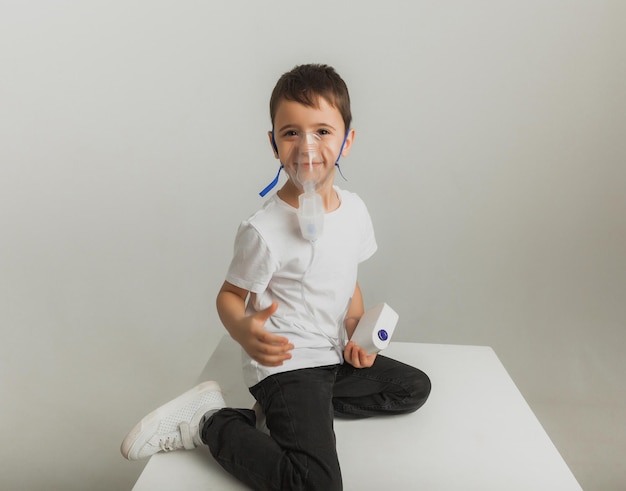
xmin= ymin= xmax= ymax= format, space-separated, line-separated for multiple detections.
xmin=295 ymin=133 xmax=325 ymax=242
xmin=350 ymin=303 xmax=398 ymax=354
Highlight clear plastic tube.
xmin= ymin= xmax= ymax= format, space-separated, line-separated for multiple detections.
xmin=300 ymin=242 xmax=346 ymax=357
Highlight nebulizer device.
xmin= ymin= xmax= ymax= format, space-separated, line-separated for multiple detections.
xmin=294 ymin=132 xmax=325 ymax=241
xmin=257 ymin=129 xmax=396 ymax=357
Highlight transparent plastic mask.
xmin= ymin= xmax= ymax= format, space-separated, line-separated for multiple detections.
xmin=259 ymin=129 xmax=351 ymax=198
xmin=290 ymin=132 xmax=325 ymax=241
xmin=292 ymin=132 xmax=323 ymax=192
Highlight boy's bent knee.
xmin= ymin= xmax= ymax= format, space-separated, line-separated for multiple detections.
xmin=404 ymin=368 xmax=431 ymax=413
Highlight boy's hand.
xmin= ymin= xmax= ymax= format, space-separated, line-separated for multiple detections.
xmin=343 ymin=340 xmax=377 ymax=369
xmin=238 ymin=302 xmax=294 ymax=367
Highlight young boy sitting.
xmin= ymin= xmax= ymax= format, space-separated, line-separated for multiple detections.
xmin=121 ymin=63 xmax=431 ymax=491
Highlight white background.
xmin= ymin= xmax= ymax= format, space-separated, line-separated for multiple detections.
xmin=1 ymin=1 xmax=624 ymax=490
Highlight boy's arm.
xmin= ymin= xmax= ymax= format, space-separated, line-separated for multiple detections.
xmin=216 ymin=281 xmax=293 ymax=367
xmin=343 ymin=282 xmax=377 ymax=368
xmin=344 ymin=282 xmax=364 ymax=339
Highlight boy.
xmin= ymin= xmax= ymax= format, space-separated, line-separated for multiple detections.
xmin=121 ymin=64 xmax=431 ymax=490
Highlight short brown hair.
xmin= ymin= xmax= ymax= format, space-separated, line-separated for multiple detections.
xmin=269 ymin=64 xmax=352 ymax=131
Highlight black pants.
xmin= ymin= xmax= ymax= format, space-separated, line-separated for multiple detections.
xmin=202 ymin=355 xmax=431 ymax=491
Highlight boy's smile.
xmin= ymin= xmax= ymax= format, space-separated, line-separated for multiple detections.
xmin=269 ymin=98 xmax=354 ymax=211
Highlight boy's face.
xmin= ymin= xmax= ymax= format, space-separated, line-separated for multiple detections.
xmin=269 ymin=97 xmax=354 ymax=193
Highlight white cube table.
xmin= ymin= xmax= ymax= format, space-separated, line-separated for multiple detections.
xmin=132 ymin=336 xmax=581 ymax=490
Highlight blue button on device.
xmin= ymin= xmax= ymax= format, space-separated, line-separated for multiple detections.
xmin=377 ymin=329 xmax=389 ymax=341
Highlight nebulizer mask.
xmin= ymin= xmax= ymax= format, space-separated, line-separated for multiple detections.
xmin=294 ymin=132 xmax=325 ymax=241
xmin=259 ymin=130 xmax=350 ymax=213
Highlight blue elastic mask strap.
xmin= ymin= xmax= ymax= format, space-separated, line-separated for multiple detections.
xmin=334 ymin=129 xmax=350 ymax=181
xmin=335 ymin=163 xmax=348 ymax=181
xmin=259 ymin=165 xmax=283 ymax=197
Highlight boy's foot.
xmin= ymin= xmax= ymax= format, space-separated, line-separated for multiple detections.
xmin=121 ymin=381 xmax=225 ymax=461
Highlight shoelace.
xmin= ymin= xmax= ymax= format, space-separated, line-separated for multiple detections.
xmin=159 ymin=436 xmax=180 ymax=452
xmin=158 ymin=422 xmax=196 ymax=452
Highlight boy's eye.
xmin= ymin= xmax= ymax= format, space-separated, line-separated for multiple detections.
xmin=280 ymin=129 xmax=331 ymax=138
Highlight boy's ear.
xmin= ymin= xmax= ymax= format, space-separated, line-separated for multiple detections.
xmin=341 ymin=128 xmax=356 ymax=157
xmin=268 ymin=130 xmax=279 ymax=159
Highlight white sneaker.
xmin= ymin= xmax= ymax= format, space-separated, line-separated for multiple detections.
xmin=121 ymin=381 xmax=225 ymax=460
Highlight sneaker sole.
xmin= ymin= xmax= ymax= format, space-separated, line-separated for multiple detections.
xmin=120 ymin=380 xmax=222 ymax=460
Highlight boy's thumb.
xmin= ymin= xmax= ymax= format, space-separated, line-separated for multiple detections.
xmin=259 ymin=302 xmax=278 ymax=320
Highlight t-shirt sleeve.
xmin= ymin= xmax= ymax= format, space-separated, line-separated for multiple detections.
xmin=225 ymin=221 xmax=277 ymax=294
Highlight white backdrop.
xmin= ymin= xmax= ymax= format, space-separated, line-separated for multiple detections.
xmin=1 ymin=1 xmax=624 ymax=490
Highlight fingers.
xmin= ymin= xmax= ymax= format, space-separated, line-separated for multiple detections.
xmin=344 ymin=342 xmax=360 ymax=367
xmin=251 ymin=315 xmax=294 ymax=366
xmin=344 ymin=341 xmax=356 ymax=366
xmin=359 ymin=349 xmax=376 ymax=368
xmin=344 ymin=341 xmax=376 ymax=368
xmin=253 ymin=352 xmax=292 ymax=367
xmin=239 ymin=302 xmax=296 ymax=367
xmin=250 ymin=335 xmax=293 ymax=367
xmin=254 ymin=320 xmax=292 ymax=352
xmin=256 ymin=331 xmax=294 ymax=353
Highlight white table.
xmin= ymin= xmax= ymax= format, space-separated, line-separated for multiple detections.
xmin=132 ymin=336 xmax=582 ymax=490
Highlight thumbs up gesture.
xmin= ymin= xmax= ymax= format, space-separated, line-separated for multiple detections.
xmin=236 ymin=302 xmax=294 ymax=367
xmin=217 ymin=283 xmax=294 ymax=367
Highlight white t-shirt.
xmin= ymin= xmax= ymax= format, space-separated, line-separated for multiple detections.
xmin=225 ymin=187 xmax=377 ymax=387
